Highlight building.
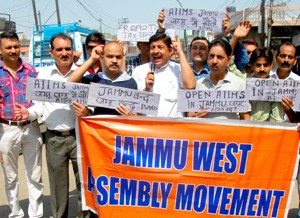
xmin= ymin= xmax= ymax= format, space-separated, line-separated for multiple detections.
xmin=19 ymin=34 xmax=30 ymax=63
xmin=229 ymin=4 xmax=300 ymax=48
xmin=0 ymin=17 xmax=16 ymax=32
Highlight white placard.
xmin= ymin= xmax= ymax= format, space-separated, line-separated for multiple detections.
xmin=164 ymin=8 xmax=225 ymax=32
xmin=88 ymin=83 xmax=160 ymax=115
xmin=246 ymin=78 xmax=300 ymax=102
xmin=117 ymin=24 xmax=176 ymax=42
xmin=290 ymin=92 xmax=300 ymax=111
xmin=26 ymin=78 xmax=89 ymax=105
xmin=177 ymin=89 xmax=248 ymax=112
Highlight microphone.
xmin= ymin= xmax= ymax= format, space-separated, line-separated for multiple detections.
xmin=151 ymin=63 xmax=156 ymax=72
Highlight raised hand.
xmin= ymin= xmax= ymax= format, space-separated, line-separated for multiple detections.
xmin=73 ymin=50 xmax=82 ymax=63
xmin=157 ymin=9 xmax=165 ymax=32
xmin=91 ymin=45 xmax=104 ymax=61
xmin=222 ymin=14 xmax=231 ymax=36
xmin=233 ymin=20 xmax=251 ymax=40
xmin=171 ymin=35 xmax=183 ymax=55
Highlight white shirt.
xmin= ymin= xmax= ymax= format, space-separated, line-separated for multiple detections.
xmin=132 ymin=61 xmax=183 ymax=117
xmin=270 ymin=70 xmax=300 ymax=80
xmin=29 ymin=64 xmax=78 ymax=131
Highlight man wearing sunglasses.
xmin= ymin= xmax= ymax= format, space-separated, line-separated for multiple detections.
xmin=242 ymin=38 xmax=258 ymax=76
xmin=75 ymin=31 xmax=106 ymax=75
xmin=85 ymin=32 xmax=106 ymax=73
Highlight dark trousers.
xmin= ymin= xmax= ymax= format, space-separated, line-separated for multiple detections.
xmin=45 ymin=130 xmax=81 ymax=218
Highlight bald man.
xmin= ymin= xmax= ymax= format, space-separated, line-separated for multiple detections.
xmin=68 ymin=41 xmax=137 ymax=116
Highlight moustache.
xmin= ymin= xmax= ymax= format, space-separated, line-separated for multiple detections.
xmin=258 ymin=71 xmax=267 ymax=74
xmin=109 ymin=64 xmax=119 ymax=67
xmin=10 ymin=53 xmax=18 ymax=56
xmin=282 ymin=62 xmax=290 ymax=67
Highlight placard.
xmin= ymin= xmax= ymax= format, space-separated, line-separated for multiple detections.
xmin=87 ymin=83 xmax=160 ymax=115
xmin=292 ymin=92 xmax=300 ymax=111
xmin=177 ymin=89 xmax=249 ymax=112
xmin=246 ymin=78 xmax=300 ymax=102
xmin=26 ymin=77 xmax=89 ymax=104
xmin=118 ymin=24 xmax=175 ymax=42
xmin=164 ymin=8 xmax=225 ymax=32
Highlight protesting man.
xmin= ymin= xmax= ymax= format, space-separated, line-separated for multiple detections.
xmin=0 ymin=31 xmax=43 ymax=218
xmin=81 ymin=31 xmax=106 ymax=74
xmin=249 ymin=48 xmax=284 ymax=122
xmin=156 ymin=9 xmax=210 ymax=80
xmin=221 ymin=14 xmax=252 ymax=79
xmin=188 ymin=36 xmax=211 ymax=80
xmin=68 ymin=41 xmax=137 ymax=116
xmin=270 ymin=42 xmax=299 ymax=80
xmin=132 ymin=32 xmax=195 ymax=117
xmin=269 ymin=42 xmax=300 ymax=122
xmin=187 ymin=37 xmax=250 ymax=120
xmin=18 ymin=33 xmax=92 ymax=218
xmin=241 ymin=38 xmax=258 ymax=75
xmin=269 ymin=41 xmax=300 ymax=217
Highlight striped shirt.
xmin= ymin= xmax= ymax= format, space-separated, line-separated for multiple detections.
xmin=126 ymin=54 xmax=141 ymax=76
xmin=0 ymin=59 xmax=37 ymax=120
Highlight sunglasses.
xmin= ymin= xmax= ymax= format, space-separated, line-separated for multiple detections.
xmin=86 ymin=45 xmax=97 ymax=50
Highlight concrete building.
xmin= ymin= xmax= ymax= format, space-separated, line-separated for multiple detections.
xmin=0 ymin=17 xmax=16 ymax=32
xmin=229 ymin=4 xmax=300 ymax=48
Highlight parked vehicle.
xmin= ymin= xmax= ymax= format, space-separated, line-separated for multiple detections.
xmin=29 ymin=22 xmax=94 ymax=71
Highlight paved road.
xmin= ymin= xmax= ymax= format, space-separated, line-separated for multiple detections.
xmin=0 ymin=146 xmax=78 ymax=218
xmin=0 ymin=146 xmax=299 ymax=218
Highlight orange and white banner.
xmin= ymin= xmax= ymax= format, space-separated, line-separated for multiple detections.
xmin=76 ymin=116 xmax=299 ymax=218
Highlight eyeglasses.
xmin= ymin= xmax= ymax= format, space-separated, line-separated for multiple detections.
xmin=278 ymin=54 xmax=296 ymax=60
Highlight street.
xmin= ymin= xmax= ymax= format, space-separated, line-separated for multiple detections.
xmin=0 ymin=146 xmax=299 ymax=218
xmin=0 ymin=146 xmax=78 ymax=218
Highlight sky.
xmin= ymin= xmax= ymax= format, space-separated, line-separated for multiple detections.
xmin=1 ymin=0 xmax=299 ymax=38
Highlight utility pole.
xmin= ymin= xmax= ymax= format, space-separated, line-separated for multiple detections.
xmin=99 ymin=18 xmax=102 ymax=32
xmin=260 ymin=0 xmax=266 ymax=47
xmin=267 ymin=0 xmax=274 ymax=48
xmin=38 ymin=10 xmax=42 ymax=30
xmin=55 ymin=0 xmax=61 ymax=25
xmin=121 ymin=18 xmax=129 ymax=24
xmin=32 ymin=0 xmax=39 ymax=30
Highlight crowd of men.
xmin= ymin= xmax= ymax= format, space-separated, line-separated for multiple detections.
xmin=0 ymin=8 xmax=299 ymax=218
